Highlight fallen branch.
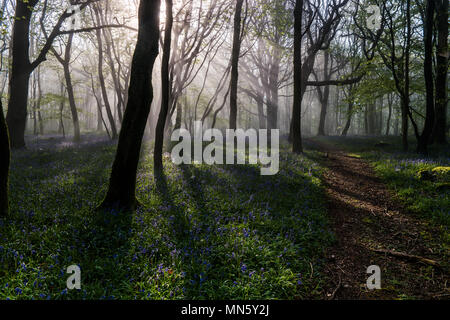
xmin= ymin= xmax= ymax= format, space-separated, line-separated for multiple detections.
xmin=328 ymin=274 xmax=342 ymax=300
xmin=371 ymin=248 xmax=441 ymax=268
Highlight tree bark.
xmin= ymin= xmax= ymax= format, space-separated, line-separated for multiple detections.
xmin=36 ymin=68 xmax=44 ymax=135
xmin=385 ymin=94 xmax=393 ymax=136
xmin=229 ymin=0 xmax=244 ymax=130
xmin=432 ymin=0 xmax=448 ymax=144
xmin=154 ymin=0 xmax=173 ymax=173
xmin=0 ymin=100 xmax=9 ymax=216
xmin=417 ymin=0 xmax=435 ymax=155
xmin=292 ymin=0 xmax=303 ymax=153
xmin=93 ymin=4 xmax=118 ymax=140
xmin=342 ymin=101 xmax=354 ymax=137
xmin=317 ymin=51 xmax=330 ymax=136
xmin=100 ymin=0 xmax=161 ymax=211
xmin=5 ymin=0 xmax=38 ymax=149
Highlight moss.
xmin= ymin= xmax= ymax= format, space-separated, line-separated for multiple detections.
xmin=432 ymin=167 xmax=450 ymax=181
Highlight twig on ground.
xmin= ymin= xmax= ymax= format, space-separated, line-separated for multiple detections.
xmin=370 ymin=248 xmax=441 ymax=268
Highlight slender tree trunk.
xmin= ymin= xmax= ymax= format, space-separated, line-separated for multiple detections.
xmin=63 ymin=64 xmax=80 ymax=142
xmin=0 ymin=100 xmax=9 ymax=216
xmin=94 ymin=5 xmax=118 ymax=140
xmin=257 ymin=96 xmax=265 ymax=129
xmin=229 ymin=0 xmax=244 ymax=130
xmin=64 ymin=34 xmax=80 ymax=142
xmin=32 ymin=73 xmax=38 ymax=136
xmin=432 ymin=0 xmax=448 ymax=144
xmin=58 ymin=83 xmax=66 ymax=137
xmin=100 ymin=0 xmax=161 ymax=211
xmin=317 ymin=52 xmax=330 ymax=136
xmin=36 ymin=68 xmax=44 ymax=135
xmin=154 ymin=0 xmax=173 ymax=173
xmin=342 ymin=101 xmax=354 ymax=137
xmin=385 ymin=94 xmax=393 ymax=136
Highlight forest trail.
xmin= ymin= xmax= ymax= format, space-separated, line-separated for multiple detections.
xmin=306 ymin=140 xmax=449 ymax=300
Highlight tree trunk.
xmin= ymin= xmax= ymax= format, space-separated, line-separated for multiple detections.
xmin=229 ymin=0 xmax=244 ymax=130
xmin=64 ymin=34 xmax=81 ymax=142
xmin=417 ymin=0 xmax=436 ymax=155
xmin=317 ymin=52 xmax=330 ymax=136
xmin=36 ymin=68 xmax=44 ymax=135
xmin=432 ymin=0 xmax=448 ymax=144
xmin=100 ymin=0 xmax=161 ymax=211
xmin=0 ymin=100 xmax=10 ymax=216
xmin=58 ymin=83 xmax=66 ymax=137
xmin=257 ymin=96 xmax=266 ymax=129
xmin=94 ymin=5 xmax=118 ymax=140
xmin=5 ymin=1 xmax=38 ymax=149
xmin=154 ymin=0 xmax=173 ymax=173
xmin=63 ymin=63 xmax=81 ymax=142
xmin=385 ymin=94 xmax=393 ymax=136
xmin=341 ymin=101 xmax=354 ymax=137
xmin=292 ymin=0 xmax=303 ymax=153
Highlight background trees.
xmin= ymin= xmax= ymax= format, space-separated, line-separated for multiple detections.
xmin=0 ymin=0 xmax=447 ymax=211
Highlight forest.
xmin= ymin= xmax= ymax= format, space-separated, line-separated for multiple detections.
xmin=0 ymin=0 xmax=448 ymax=301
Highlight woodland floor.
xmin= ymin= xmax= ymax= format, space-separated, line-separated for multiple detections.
xmin=306 ymin=138 xmax=449 ymax=300
xmin=1 ymin=133 xmax=448 ymax=300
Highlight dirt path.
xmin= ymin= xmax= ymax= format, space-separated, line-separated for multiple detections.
xmin=307 ymin=141 xmax=449 ymax=300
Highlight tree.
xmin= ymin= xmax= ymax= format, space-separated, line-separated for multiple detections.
xmin=92 ymin=3 xmax=118 ymax=139
xmin=292 ymin=0 xmax=350 ymax=152
xmin=5 ymin=0 xmax=96 ymax=149
xmin=52 ymin=33 xmax=81 ymax=142
xmin=417 ymin=0 xmax=435 ymax=155
xmin=0 ymin=99 xmax=9 ymax=216
xmin=292 ymin=0 xmax=303 ymax=153
xmin=229 ymin=0 xmax=245 ymax=129
xmin=154 ymin=0 xmax=173 ymax=173
xmin=432 ymin=0 xmax=448 ymax=144
xmin=100 ymin=0 xmax=161 ymax=211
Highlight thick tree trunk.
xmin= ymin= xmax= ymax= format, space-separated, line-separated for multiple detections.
xmin=0 ymin=100 xmax=10 ymax=216
xmin=100 ymin=0 xmax=161 ymax=211
xmin=229 ymin=0 xmax=244 ymax=130
xmin=5 ymin=1 xmax=37 ymax=149
xmin=417 ymin=0 xmax=436 ymax=155
xmin=432 ymin=0 xmax=448 ymax=144
xmin=292 ymin=0 xmax=303 ymax=153
xmin=402 ymin=0 xmax=412 ymax=152
xmin=154 ymin=0 xmax=173 ymax=173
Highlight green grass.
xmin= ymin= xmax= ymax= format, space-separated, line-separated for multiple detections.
xmin=0 ymin=141 xmax=333 ymax=300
